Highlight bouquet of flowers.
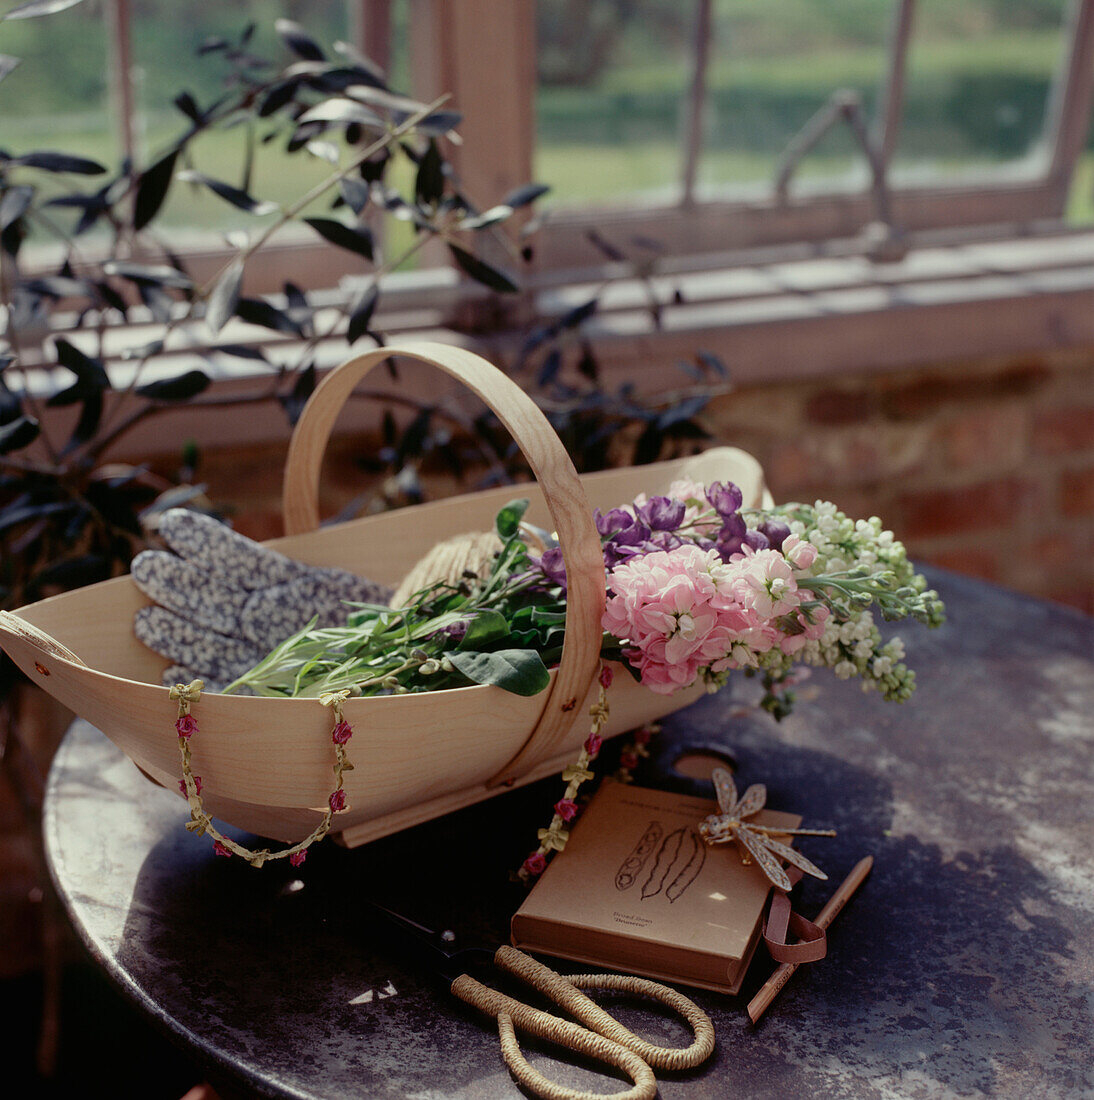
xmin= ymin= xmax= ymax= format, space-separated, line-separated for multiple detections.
xmin=224 ymin=477 xmax=944 ymax=720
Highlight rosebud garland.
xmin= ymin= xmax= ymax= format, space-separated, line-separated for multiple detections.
xmin=169 ymin=680 xmax=355 ymax=867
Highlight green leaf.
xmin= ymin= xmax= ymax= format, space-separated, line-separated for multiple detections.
xmin=136 ymin=370 xmax=210 ymax=401
xmin=448 ymin=649 xmax=550 ymax=696
xmin=459 ymin=205 xmax=513 ymax=231
xmin=275 ymin=18 xmax=325 ymax=61
xmin=13 ymin=150 xmax=105 ymax=174
xmin=0 ymin=185 xmax=33 ymax=231
xmin=457 ymin=609 xmax=510 ymax=651
xmin=205 ymin=258 xmax=243 ymax=334
xmin=304 ymin=217 xmax=374 ymax=260
xmin=177 ymin=170 xmax=278 ymax=216
xmin=47 ymin=338 xmax=109 ymax=404
xmin=495 ymin=498 xmax=529 ymax=539
xmin=502 ymin=183 xmax=550 ymax=209
xmin=346 ymin=284 xmax=378 ymax=345
xmin=3 ymin=0 xmax=88 ymax=18
xmin=0 ymin=415 xmax=38 ymax=454
xmin=447 ymin=244 xmax=518 ymax=293
xmin=134 ymin=149 xmax=179 ymax=230
xmin=297 ymin=99 xmax=384 ymax=129
xmin=415 ymin=140 xmax=445 ymax=205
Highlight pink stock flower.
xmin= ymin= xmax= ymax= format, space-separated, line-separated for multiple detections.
xmin=782 ymin=534 xmax=818 ymax=571
xmin=175 ymin=714 xmax=197 ymax=739
xmin=554 ymin=798 xmax=578 ymax=823
xmin=329 ymin=789 xmax=346 ymax=813
xmin=289 ymin=850 xmax=307 ymax=867
xmin=728 ymin=549 xmax=800 ymax=618
xmin=213 ymin=840 xmax=232 ymax=858
xmin=178 ymin=775 xmax=203 ymax=797
xmin=522 ymin=852 xmax=547 ymax=876
xmin=331 ymin=720 xmax=353 ymax=745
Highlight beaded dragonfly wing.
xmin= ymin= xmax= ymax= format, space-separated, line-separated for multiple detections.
xmin=698 ymin=767 xmax=834 ymax=892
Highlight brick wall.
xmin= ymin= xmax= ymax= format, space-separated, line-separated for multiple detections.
xmin=179 ymin=346 xmax=1094 ymax=617
xmin=703 ymin=347 xmax=1094 ymax=615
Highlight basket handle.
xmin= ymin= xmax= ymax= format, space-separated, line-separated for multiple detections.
xmin=281 ymin=342 xmax=606 ymax=788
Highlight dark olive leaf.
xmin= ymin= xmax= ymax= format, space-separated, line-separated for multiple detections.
xmin=102 ymin=260 xmax=192 ymax=289
xmin=537 ymin=349 xmax=562 ymax=388
xmin=133 ymin=149 xmax=179 ymax=230
xmin=198 ymin=35 xmax=228 ymax=55
xmin=586 ymin=229 xmax=625 ymax=262
xmin=457 ymin=609 xmax=510 ymax=651
xmin=139 ymin=483 xmax=208 ymax=518
xmin=381 ymin=409 xmax=397 ymax=449
xmin=501 ymin=182 xmax=550 ymax=209
xmin=205 ymin=258 xmax=243 ymax=334
xmin=346 ymin=284 xmax=378 ymax=345
xmin=360 ymin=151 xmax=390 ymax=183
xmin=174 ymin=91 xmax=202 ymax=124
xmin=0 ymin=185 xmax=33 ymax=230
xmin=447 ymin=244 xmax=518 ymax=293
xmin=416 ymin=109 xmax=463 ymax=137
xmin=0 ymin=416 xmax=38 ymax=454
xmin=297 ymin=99 xmax=384 ymax=129
xmin=279 ymin=363 xmax=316 ymax=426
xmin=50 ymin=337 xmax=109 ymax=397
xmin=65 ymin=389 xmax=103 ymax=449
xmin=331 ymin=40 xmax=387 ymax=84
xmin=177 ymin=169 xmax=278 ymax=215
xmin=0 ymin=55 xmax=21 ymax=83
xmin=459 ymin=205 xmax=512 ymax=231
xmin=696 ymin=350 xmax=728 ymax=378
xmin=287 ymin=120 xmax=325 ymax=154
xmin=577 ymin=343 xmax=599 ymax=382
xmin=235 ymin=297 xmax=304 ymax=335
xmin=345 ymin=85 xmax=425 ymax=115
xmin=397 ymin=407 xmax=433 ymax=463
xmin=0 ymin=500 xmax=71 ymax=535
xmin=633 ymin=422 xmax=663 ymax=466
xmin=559 ymin=298 xmax=598 ymax=330
xmin=30 ymin=554 xmax=111 ymax=595
xmin=137 ymin=282 xmax=174 ymax=324
xmin=303 ymin=217 xmax=373 ymax=260
xmin=275 ymin=18 xmax=325 ymax=61
xmin=1 ymin=216 xmax=25 ymax=258
xmin=3 ymin=0 xmax=86 ymax=16
xmin=339 ymin=177 xmax=370 ymax=216
xmin=135 ymin=370 xmax=210 ymax=402
xmin=273 ymin=17 xmax=325 ymax=61
xmin=20 ymin=274 xmax=89 ymax=298
xmin=415 ymin=140 xmax=445 ymax=206
xmin=119 ymin=339 xmax=164 ymax=361
xmin=258 ymin=78 xmax=299 ymax=117
xmin=305 ymin=140 xmax=339 ymax=164
xmin=92 ymin=279 xmax=127 ymax=315
xmin=14 ymin=150 xmax=106 ymax=175
xmin=283 ymin=281 xmax=312 ymax=336
xmin=213 ymin=343 xmax=267 ymax=361
xmin=495 ymin=498 xmax=529 ymax=539
xmin=447 ymin=649 xmax=550 ymax=696
xmin=656 ymin=394 xmax=708 ymax=430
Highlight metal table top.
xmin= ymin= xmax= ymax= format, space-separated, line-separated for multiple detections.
xmin=43 ymin=570 xmax=1094 ymax=1099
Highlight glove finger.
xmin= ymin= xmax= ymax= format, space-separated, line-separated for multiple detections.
xmin=132 ymin=550 xmax=248 ymax=637
xmin=134 ymin=606 xmax=266 ymax=685
xmin=157 ymin=509 xmax=309 ymax=589
xmin=238 ymin=569 xmax=394 ymax=647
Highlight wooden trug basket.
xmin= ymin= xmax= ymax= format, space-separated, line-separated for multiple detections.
xmin=0 ymin=343 xmax=768 ymax=848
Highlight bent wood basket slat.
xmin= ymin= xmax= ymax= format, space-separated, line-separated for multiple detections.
xmin=0 ymin=343 xmax=769 ymax=848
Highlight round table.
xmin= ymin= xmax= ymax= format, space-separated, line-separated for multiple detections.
xmin=43 ymin=571 xmax=1094 ymax=1099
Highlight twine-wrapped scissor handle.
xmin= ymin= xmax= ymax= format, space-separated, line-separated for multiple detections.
xmin=452 ymin=973 xmax=656 ymax=1100
xmin=494 ymin=945 xmax=716 ymax=1071
xmin=451 ymin=946 xmax=716 ymax=1100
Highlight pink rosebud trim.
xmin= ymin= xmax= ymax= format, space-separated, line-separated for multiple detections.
xmin=175 ymin=714 xmax=198 ymax=739
xmin=584 ymin=733 xmax=603 ymax=757
xmin=213 ymin=840 xmax=232 ymax=858
xmin=329 ymin=789 xmax=346 ymax=813
xmin=599 ymin=666 xmax=614 ymax=689
xmin=289 ymin=850 xmax=307 ymax=867
xmin=620 ymin=751 xmax=639 ymax=770
xmin=331 ymin=720 xmax=353 ymax=745
xmin=522 ymin=852 xmax=547 ymax=876
xmin=178 ymin=775 xmax=203 ymax=797
xmin=554 ymin=798 xmax=578 ymax=823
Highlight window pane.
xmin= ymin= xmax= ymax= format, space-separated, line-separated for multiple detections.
xmin=535 ymin=0 xmax=694 ymax=206
xmin=132 ymin=1 xmax=351 ymax=241
xmin=891 ymin=0 xmax=1070 ymax=181
xmin=0 ymin=1 xmax=115 ymax=165
xmin=697 ymin=0 xmax=895 ymax=199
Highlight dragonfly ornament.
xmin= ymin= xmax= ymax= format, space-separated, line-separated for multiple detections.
xmin=699 ymin=767 xmax=836 ymax=892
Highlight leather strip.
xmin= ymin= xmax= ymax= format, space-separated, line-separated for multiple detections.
xmin=762 ymin=867 xmax=827 ymax=964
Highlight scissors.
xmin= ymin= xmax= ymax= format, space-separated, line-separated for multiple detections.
xmin=370 ymin=901 xmax=716 ymax=1100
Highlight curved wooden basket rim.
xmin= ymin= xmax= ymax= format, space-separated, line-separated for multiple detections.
xmin=281 ymin=341 xmax=606 ymax=787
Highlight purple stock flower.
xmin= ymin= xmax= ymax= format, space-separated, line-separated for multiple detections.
xmin=758 ymin=519 xmax=791 ymax=551
xmin=536 ymin=546 xmax=568 ymax=590
xmin=743 ymin=529 xmax=770 ymax=551
xmin=715 ymin=512 xmax=747 ymax=557
xmin=707 ymin=481 xmax=743 ymax=518
xmin=635 ymin=495 xmax=685 ymax=532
